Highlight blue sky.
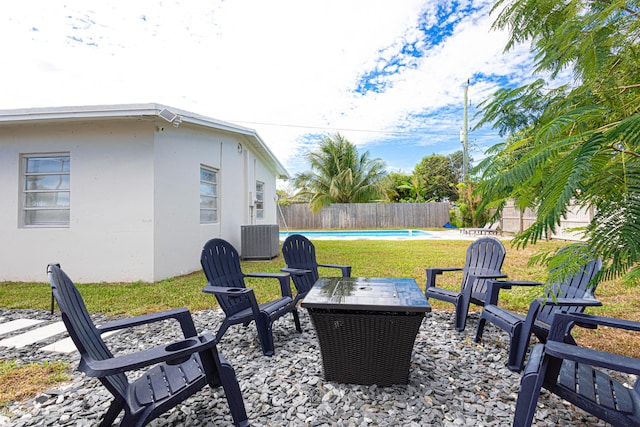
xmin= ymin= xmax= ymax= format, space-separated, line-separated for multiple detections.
xmin=2 ymin=0 xmax=537 ymax=185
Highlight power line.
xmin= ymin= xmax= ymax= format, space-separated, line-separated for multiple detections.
xmin=227 ymin=119 xmax=463 ymax=136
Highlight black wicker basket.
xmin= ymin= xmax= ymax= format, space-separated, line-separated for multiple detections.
xmin=307 ymin=309 xmax=424 ymax=386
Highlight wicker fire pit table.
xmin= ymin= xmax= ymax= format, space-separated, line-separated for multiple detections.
xmin=301 ymin=277 xmax=431 ymax=386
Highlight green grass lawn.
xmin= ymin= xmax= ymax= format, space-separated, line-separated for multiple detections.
xmin=1 ymin=239 xmax=638 ymax=355
xmin=0 ymin=239 xmax=557 ymax=315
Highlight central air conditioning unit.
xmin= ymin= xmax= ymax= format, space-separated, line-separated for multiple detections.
xmin=241 ymin=224 xmax=280 ymax=259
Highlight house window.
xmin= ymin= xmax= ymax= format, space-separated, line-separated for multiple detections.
xmin=22 ymin=154 xmax=71 ymax=227
xmin=255 ymin=181 xmax=264 ymax=220
xmin=200 ymin=166 xmax=218 ymax=224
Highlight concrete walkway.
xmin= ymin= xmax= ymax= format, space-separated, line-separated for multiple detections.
xmin=0 ymin=316 xmax=118 ymax=354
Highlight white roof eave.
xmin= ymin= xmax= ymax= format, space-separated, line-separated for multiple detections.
xmin=0 ymin=103 xmax=290 ymax=180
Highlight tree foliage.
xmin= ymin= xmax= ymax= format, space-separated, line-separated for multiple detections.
xmin=477 ymin=0 xmax=640 ymax=282
xmin=384 ymin=172 xmax=413 ymax=202
xmin=454 ymin=181 xmax=490 ymax=228
xmin=293 ymin=133 xmax=387 ymax=213
xmin=383 ymin=152 xmax=465 ymax=203
xmin=398 ymin=176 xmax=428 ymax=202
xmin=413 ymin=153 xmax=461 ymax=202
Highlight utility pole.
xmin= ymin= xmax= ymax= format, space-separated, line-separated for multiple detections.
xmin=462 ymin=79 xmax=469 ymax=183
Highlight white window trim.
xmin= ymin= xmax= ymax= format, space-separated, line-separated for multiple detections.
xmin=21 ymin=153 xmax=71 ymax=228
xmin=255 ymin=181 xmax=265 ymax=220
xmin=200 ymin=165 xmax=218 ymax=224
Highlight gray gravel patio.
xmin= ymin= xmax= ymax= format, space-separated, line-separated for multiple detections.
xmin=1 ymin=308 xmax=609 ymax=426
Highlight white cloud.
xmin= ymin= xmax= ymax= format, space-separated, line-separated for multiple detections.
xmin=2 ymin=0 xmax=535 ymax=176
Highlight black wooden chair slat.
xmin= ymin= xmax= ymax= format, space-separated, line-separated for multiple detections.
xmin=513 ymin=312 xmax=640 ymax=426
xmin=281 ymin=234 xmax=352 ymax=305
xmin=149 ymin=367 xmax=171 ymax=402
xmin=201 ymin=238 xmax=302 ymax=356
xmin=164 ymin=364 xmax=189 ymax=394
xmin=578 ymin=362 xmax=597 ymax=402
xmin=558 ymin=360 xmax=577 ymax=390
xmin=133 ymin=376 xmax=154 ymax=406
xmin=48 ymin=263 xmax=249 ymax=427
xmin=611 ymin=377 xmax=634 ymax=413
xmin=474 ymin=255 xmax=602 ymax=372
xmin=425 ymin=236 xmax=507 ymax=331
xmin=593 ymin=369 xmax=617 ymax=411
xmin=180 ymin=357 xmax=203 ymax=384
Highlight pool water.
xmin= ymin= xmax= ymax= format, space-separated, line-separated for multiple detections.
xmin=279 ymin=229 xmax=432 ymax=240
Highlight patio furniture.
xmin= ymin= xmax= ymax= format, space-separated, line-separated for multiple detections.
xmin=281 ymin=233 xmax=352 ymax=305
xmin=425 ymin=236 xmax=507 ymax=331
xmin=513 ymin=312 xmax=640 ymax=427
xmin=460 ymin=222 xmax=501 ymax=235
xmin=474 ymin=256 xmax=602 ymax=372
xmin=47 ymin=263 xmax=249 ymax=427
xmin=301 ymin=277 xmax=430 ymax=386
xmin=201 ymin=238 xmax=302 ymax=356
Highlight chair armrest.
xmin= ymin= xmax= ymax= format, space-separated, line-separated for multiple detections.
xmin=79 ymin=333 xmax=217 ymax=377
xmin=537 ymin=297 xmax=602 ymax=308
xmin=492 ymin=280 xmax=542 ymax=287
xmin=544 ymin=341 xmax=640 ymax=376
xmin=97 ymin=308 xmax=198 ymax=338
xmin=427 ymin=267 xmax=463 ymax=275
xmin=484 ymin=280 xmax=541 ymax=305
xmin=202 ymin=285 xmax=253 ymax=297
xmin=425 ymin=267 xmax=463 ymax=289
xmin=473 ymin=273 xmax=509 ymax=280
xmin=202 ymin=284 xmax=263 ymax=319
xmin=280 ymin=267 xmax=312 ymax=276
xmin=548 ymin=312 xmax=640 ymax=342
xmin=559 ymin=312 xmax=640 ymax=332
xmin=245 ymin=272 xmax=293 ymax=298
xmin=317 ymin=264 xmax=352 ymax=277
xmin=245 ymin=272 xmax=289 ymax=279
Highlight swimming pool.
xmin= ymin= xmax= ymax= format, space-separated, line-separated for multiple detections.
xmin=279 ymin=229 xmax=433 ymax=240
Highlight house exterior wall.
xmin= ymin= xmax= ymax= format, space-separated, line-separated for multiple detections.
xmin=153 ymin=123 xmax=241 ymax=280
xmin=151 ymin=122 xmax=281 ymax=281
xmin=0 ymin=114 xmax=283 ymax=283
xmin=0 ymin=120 xmax=155 ymax=283
xmin=252 ymin=155 xmax=279 ymax=225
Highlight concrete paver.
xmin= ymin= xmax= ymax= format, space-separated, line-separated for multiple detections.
xmin=0 ymin=321 xmax=67 ymax=349
xmin=0 ymin=318 xmax=45 ymax=336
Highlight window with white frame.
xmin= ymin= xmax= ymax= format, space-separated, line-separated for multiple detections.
xmin=255 ymin=181 xmax=264 ymax=220
xmin=22 ymin=154 xmax=71 ymax=227
xmin=200 ymin=166 xmax=218 ymax=224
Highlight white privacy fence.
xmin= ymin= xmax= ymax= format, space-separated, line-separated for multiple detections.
xmin=499 ymin=200 xmax=593 ymax=241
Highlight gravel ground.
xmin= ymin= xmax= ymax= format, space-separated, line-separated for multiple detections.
xmin=0 ymin=308 xmax=612 ymax=426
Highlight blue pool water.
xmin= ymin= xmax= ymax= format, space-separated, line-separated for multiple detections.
xmin=279 ymin=229 xmax=432 ymax=240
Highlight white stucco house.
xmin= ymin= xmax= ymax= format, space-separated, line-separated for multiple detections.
xmin=0 ymin=103 xmax=289 ymax=283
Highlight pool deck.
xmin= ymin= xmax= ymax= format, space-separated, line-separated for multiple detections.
xmin=281 ymin=229 xmax=511 ymax=241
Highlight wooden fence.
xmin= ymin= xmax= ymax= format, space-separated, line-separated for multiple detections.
xmin=277 ymin=202 xmax=451 ymax=230
xmin=277 ymin=200 xmax=592 ymax=241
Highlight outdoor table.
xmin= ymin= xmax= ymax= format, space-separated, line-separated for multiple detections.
xmin=301 ymin=277 xmax=431 ymax=386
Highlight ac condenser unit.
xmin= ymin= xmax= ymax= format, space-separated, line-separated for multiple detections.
xmin=241 ymin=224 xmax=280 ymax=259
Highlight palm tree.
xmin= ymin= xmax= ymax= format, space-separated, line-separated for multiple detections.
xmin=293 ymin=133 xmax=387 ymax=213
xmin=398 ymin=177 xmax=426 ymax=202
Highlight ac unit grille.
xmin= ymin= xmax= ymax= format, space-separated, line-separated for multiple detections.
xmin=241 ymin=225 xmax=280 ymax=259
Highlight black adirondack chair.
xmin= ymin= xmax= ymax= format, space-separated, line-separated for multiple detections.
xmin=281 ymin=234 xmax=352 ymax=304
xmin=201 ymin=238 xmax=302 ymax=356
xmin=47 ymin=264 xmax=249 ymax=427
xmin=513 ymin=312 xmax=640 ymax=427
xmin=474 ymin=256 xmax=602 ymax=372
xmin=425 ymin=236 xmax=507 ymax=331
